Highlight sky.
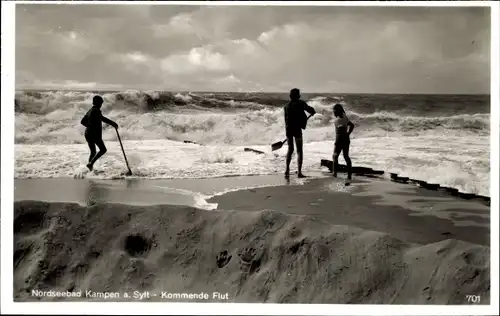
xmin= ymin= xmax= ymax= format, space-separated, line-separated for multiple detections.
xmin=15 ymin=4 xmax=491 ymax=94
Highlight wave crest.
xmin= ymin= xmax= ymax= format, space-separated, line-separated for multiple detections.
xmin=15 ymin=90 xmax=282 ymax=115
xmin=14 ymin=90 xmax=489 ymax=145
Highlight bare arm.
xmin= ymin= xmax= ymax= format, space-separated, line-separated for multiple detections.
xmin=284 ymin=107 xmax=289 ymax=130
xmin=303 ymin=101 xmax=316 ymax=116
xmin=347 ymin=121 xmax=355 ymax=135
xmin=102 ymin=115 xmax=117 ymax=128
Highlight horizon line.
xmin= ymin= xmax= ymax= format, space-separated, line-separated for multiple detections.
xmin=14 ymin=87 xmax=491 ymax=96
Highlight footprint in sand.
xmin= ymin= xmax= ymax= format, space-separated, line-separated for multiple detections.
xmin=216 ymin=250 xmax=232 ymax=268
xmin=238 ymin=247 xmax=257 ymax=264
xmin=238 ymin=247 xmax=262 ymax=274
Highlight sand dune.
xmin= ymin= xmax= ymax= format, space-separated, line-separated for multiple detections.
xmin=14 ymin=200 xmax=490 ymax=304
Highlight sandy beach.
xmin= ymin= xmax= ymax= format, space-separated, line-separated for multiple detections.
xmin=14 ymin=175 xmax=490 ymax=304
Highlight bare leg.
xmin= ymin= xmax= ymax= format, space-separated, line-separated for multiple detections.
xmin=332 ymin=143 xmax=341 ymax=177
xmin=285 ymin=136 xmax=294 ymax=177
xmin=88 ymin=139 xmax=107 ymax=169
xmin=86 ymin=136 xmax=97 ymax=171
xmin=343 ymin=142 xmax=352 ymax=180
xmin=296 ymin=136 xmax=305 ymax=177
xmin=87 ymin=142 xmax=96 ymax=165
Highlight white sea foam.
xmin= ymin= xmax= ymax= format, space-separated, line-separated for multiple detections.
xmin=15 ymin=133 xmax=490 ymax=196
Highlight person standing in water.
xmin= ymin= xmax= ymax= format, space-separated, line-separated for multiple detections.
xmin=284 ymin=88 xmax=316 ymax=178
xmin=80 ymin=95 xmax=118 ymax=171
xmin=332 ymin=103 xmax=355 ymax=180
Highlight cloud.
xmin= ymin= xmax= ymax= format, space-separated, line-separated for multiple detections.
xmin=17 ymin=79 xmax=124 ymax=91
xmin=215 ymin=74 xmax=241 ymax=85
xmin=110 ymin=51 xmax=151 ymax=66
xmin=160 ymin=46 xmax=231 ymax=75
xmin=15 ymin=4 xmax=491 ymax=93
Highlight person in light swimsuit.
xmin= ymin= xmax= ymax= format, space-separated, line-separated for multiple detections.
xmin=332 ymin=103 xmax=355 ymax=180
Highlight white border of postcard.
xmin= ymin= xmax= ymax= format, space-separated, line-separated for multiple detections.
xmin=1 ymin=1 xmax=499 ymax=315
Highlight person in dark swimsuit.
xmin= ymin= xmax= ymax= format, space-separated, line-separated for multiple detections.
xmin=332 ymin=103 xmax=355 ymax=180
xmin=284 ymin=88 xmax=316 ymax=178
xmin=80 ymin=95 xmax=118 ymax=171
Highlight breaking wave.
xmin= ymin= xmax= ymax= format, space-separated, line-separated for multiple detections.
xmin=14 ymin=90 xmax=490 ymax=145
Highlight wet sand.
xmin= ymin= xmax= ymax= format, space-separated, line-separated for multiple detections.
xmin=209 ymin=177 xmax=490 ymax=246
xmin=14 ymin=175 xmax=312 ymax=210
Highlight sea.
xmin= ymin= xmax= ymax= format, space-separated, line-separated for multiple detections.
xmin=14 ymin=90 xmax=491 ymax=196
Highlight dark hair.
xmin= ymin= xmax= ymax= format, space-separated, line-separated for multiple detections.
xmin=333 ymin=103 xmax=345 ymax=117
xmin=93 ymin=95 xmax=104 ymax=105
xmin=290 ymin=88 xmax=301 ymax=100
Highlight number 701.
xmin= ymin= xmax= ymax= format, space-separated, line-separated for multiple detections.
xmin=466 ymin=295 xmax=481 ymax=303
